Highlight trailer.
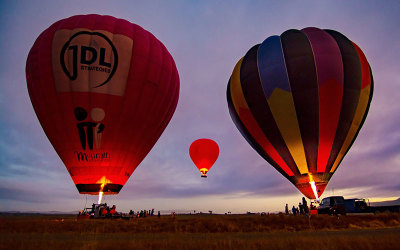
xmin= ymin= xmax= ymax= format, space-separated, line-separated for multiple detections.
xmin=343 ymin=198 xmax=372 ymax=213
xmin=317 ymin=196 xmax=400 ymax=215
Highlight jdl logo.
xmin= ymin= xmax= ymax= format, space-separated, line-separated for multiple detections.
xmin=60 ymin=31 xmax=118 ymax=88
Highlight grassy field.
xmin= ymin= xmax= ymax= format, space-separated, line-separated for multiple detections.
xmin=1 ymin=213 xmax=400 ymax=249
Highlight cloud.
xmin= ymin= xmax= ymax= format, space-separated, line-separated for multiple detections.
xmin=0 ymin=185 xmax=49 ymax=203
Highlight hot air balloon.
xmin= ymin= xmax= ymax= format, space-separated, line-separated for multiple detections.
xmin=189 ymin=139 xmax=219 ymax=177
xmin=227 ymin=27 xmax=373 ymax=199
xmin=26 ymin=14 xmax=179 ymax=196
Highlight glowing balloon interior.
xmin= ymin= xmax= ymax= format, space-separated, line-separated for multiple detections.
xmin=189 ymin=139 xmax=219 ymax=178
xmin=26 ymin=14 xmax=179 ymax=195
xmin=227 ymin=27 xmax=373 ymax=199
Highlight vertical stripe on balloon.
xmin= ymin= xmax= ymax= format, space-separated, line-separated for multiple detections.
xmin=302 ymin=27 xmax=344 ymax=173
xmin=324 ymin=30 xmax=362 ymax=173
xmin=280 ymin=29 xmax=319 ymax=175
xmin=240 ymin=45 xmax=300 ymax=176
xmin=330 ymin=42 xmax=373 ymax=173
xmin=256 ymin=36 xmax=306 ymax=174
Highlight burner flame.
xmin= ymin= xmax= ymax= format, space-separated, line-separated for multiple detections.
xmin=98 ymin=182 xmax=105 ymax=204
xmin=308 ymin=173 xmax=319 ymax=201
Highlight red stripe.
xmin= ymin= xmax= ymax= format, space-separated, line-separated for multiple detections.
xmin=352 ymin=42 xmax=371 ymax=89
xmin=302 ymin=28 xmax=344 ymax=173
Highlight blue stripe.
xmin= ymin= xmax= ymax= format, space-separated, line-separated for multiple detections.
xmin=257 ymin=35 xmax=291 ymax=98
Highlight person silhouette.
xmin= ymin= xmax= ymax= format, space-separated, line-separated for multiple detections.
xmin=299 ymin=203 xmax=304 ymax=215
xmin=292 ymin=205 xmax=297 ymax=215
xmin=302 ymin=197 xmax=309 ymax=215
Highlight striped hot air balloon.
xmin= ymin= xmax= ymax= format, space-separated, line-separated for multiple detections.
xmin=227 ymin=27 xmax=373 ymax=199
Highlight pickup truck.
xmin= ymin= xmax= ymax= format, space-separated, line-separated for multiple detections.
xmin=317 ymin=196 xmax=346 ymax=215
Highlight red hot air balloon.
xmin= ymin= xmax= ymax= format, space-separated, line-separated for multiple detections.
xmin=227 ymin=27 xmax=373 ymax=200
xmin=26 ymin=14 xmax=179 ymax=195
xmin=189 ymin=139 xmax=219 ymax=178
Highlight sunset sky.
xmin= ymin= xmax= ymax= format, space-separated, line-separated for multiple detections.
xmin=0 ymin=0 xmax=399 ymax=213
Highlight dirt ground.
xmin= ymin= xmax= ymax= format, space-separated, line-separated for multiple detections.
xmin=1 ymin=213 xmax=399 ymax=249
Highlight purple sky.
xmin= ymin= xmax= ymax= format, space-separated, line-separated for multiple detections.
xmin=0 ymin=0 xmax=399 ymax=213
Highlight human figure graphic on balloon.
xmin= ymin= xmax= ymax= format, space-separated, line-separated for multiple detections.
xmin=74 ymin=107 xmax=105 ymax=150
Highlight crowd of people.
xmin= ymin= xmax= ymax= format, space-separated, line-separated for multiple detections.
xmin=128 ymin=208 xmax=161 ymax=218
xmin=285 ymin=197 xmax=310 ymax=216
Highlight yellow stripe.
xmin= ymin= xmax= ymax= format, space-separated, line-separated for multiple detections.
xmin=267 ymin=88 xmax=308 ymax=174
xmin=230 ymin=58 xmax=246 ymax=113
xmin=330 ymin=86 xmax=371 ymax=172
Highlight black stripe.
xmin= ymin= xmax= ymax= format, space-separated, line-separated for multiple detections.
xmin=239 ymin=45 xmax=300 ymax=175
xmin=324 ymin=29 xmax=362 ymax=172
xmin=281 ymin=29 xmax=319 ymax=174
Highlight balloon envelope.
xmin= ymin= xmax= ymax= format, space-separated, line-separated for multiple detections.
xmin=189 ymin=139 xmax=219 ymax=177
xmin=227 ymin=27 xmax=373 ymax=199
xmin=26 ymin=14 xmax=179 ymax=195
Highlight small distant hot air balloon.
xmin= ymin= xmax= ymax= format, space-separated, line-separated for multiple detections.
xmin=26 ymin=14 xmax=179 ymax=196
xmin=227 ymin=27 xmax=373 ymax=200
xmin=189 ymin=139 xmax=219 ymax=178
